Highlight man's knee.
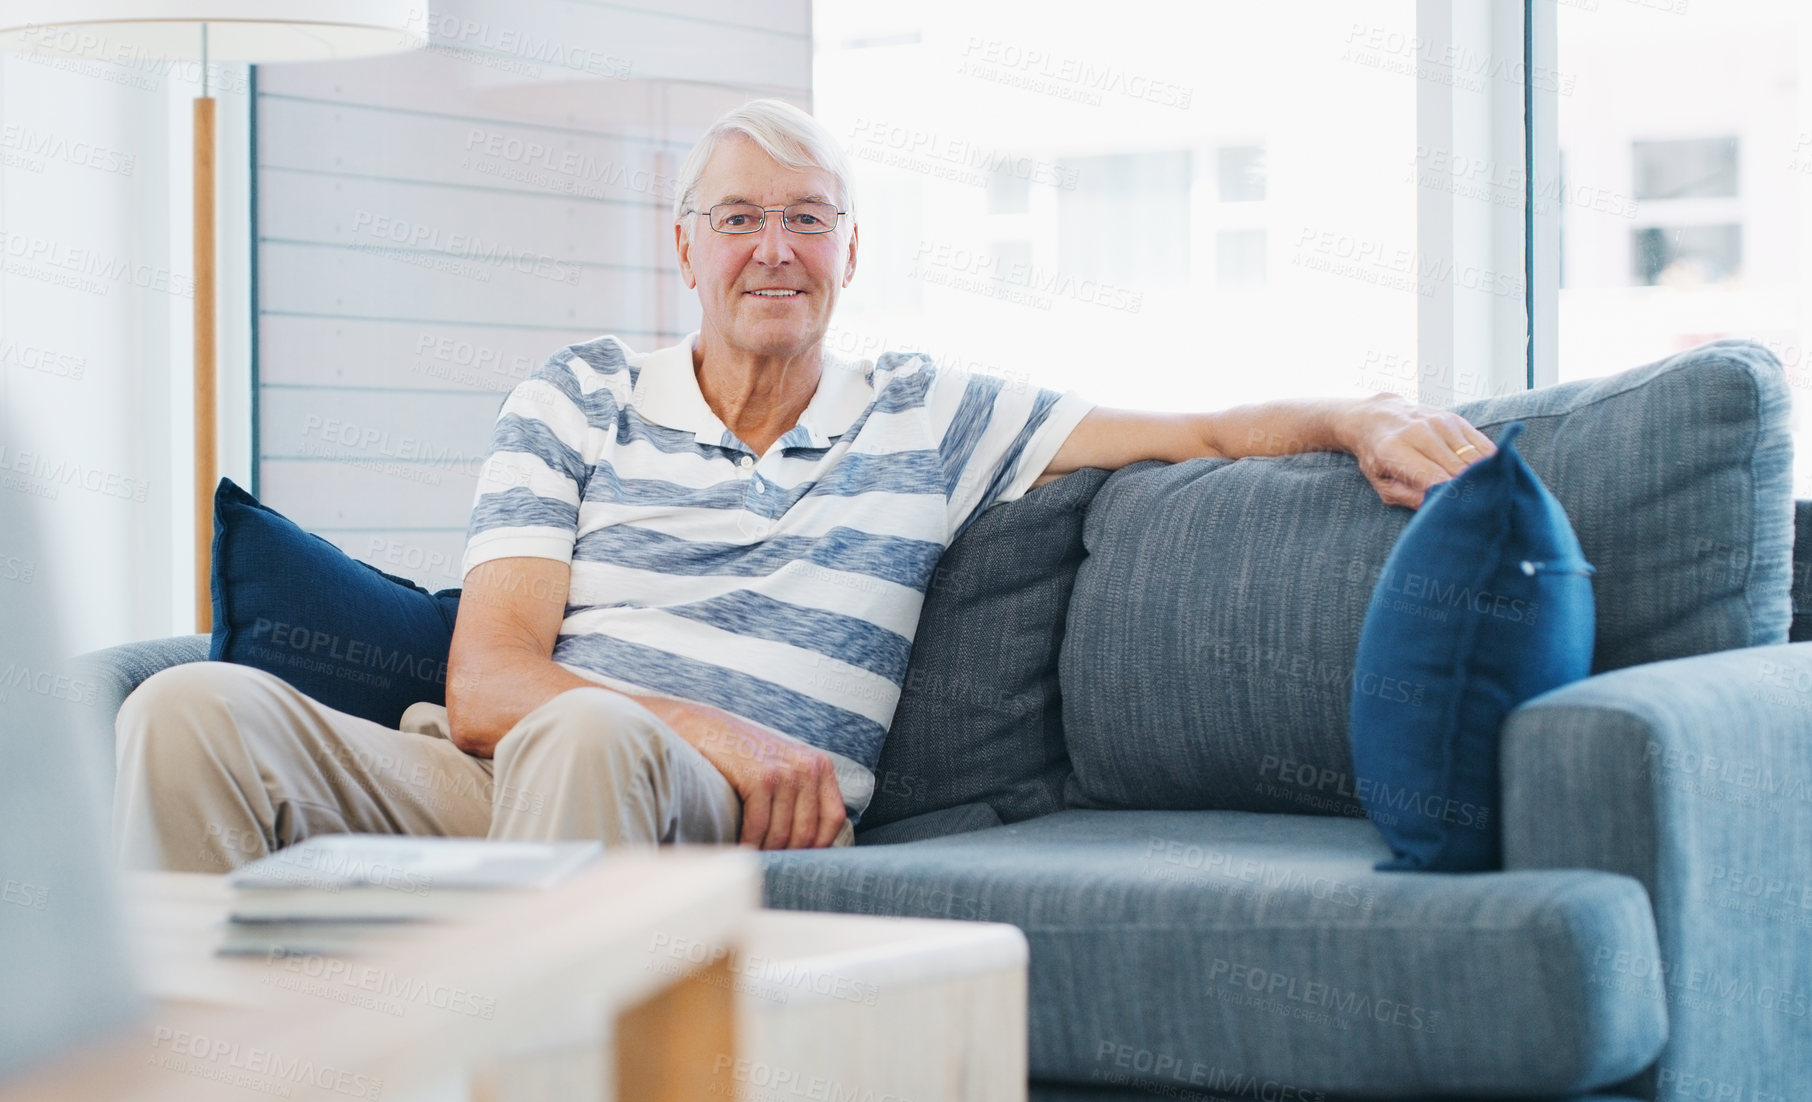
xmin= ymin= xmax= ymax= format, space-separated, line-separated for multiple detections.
xmin=120 ymin=662 xmax=239 ymax=740
xmin=499 ymin=688 xmax=671 ymax=769
xmin=116 ymin=661 xmax=287 ymax=764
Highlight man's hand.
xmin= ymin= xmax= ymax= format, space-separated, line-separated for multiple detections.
xmin=1334 ymin=393 xmax=1497 ymax=509
xmin=655 ymin=700 xmax=846 ymax=850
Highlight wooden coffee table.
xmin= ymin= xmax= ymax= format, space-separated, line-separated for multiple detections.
xmin=1 ymin=849 xmax=760 ymax=1102
xmin=1 ymin=852 xmax=1031 ymax=1102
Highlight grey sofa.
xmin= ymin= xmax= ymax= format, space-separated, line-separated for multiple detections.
xmin=81 ymin=341 xmax=1809 ymax=1101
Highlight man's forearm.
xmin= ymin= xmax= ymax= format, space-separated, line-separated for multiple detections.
xmin=447 ymin=647 xmax=738 ymax=760
xmin=1195 ymin=396 xmax=1369 ymax=461
xmin=446 ymin=648 xmax=597 ymax=757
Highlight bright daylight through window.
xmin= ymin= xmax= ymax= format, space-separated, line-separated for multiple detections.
xmin=813 ymin=0 xmax=1418 ymax=414
xmin=1556 ymin=0 xmax=1812 ymax=490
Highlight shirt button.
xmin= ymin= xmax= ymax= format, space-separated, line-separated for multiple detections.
xmin=739 ymin=456 xmax=754 ymax=470
xmin=754 ymin=481 xmax=766 ymax=494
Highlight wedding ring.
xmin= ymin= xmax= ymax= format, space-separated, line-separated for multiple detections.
xmin=1455 ymin=443 xmax=1480 ymax=460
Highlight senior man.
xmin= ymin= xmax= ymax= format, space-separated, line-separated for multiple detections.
xmin=113 ymin=100 xmax=1494 ymax=872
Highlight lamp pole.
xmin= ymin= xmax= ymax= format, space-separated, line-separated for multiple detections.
xmin=193 ymin=22 xmax=215 ymax=632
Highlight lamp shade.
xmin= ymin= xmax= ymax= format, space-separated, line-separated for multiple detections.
xmin=0 ymin=0 xmax=427 ymax=61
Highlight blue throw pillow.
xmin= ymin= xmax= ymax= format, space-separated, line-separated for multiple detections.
xmin=1349 ymin=423 xmax=1595 ymax=871
xmin=209 ymin=478 xmax=462 ymax=728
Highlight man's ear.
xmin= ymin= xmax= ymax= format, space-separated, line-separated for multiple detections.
xmin=842 ymin=222 xmax=858 ymax=288
xmin=674 ymin=220 xmax=697 ymax=289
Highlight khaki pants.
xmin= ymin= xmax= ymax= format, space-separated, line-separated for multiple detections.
xmin=112 ymin=660 xmax=763 ymax=873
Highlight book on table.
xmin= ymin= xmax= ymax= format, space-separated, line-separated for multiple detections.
xmin=220 ymin=835 xmax=602 ymax=956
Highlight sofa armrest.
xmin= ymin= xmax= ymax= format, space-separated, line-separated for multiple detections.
xmin=1502 ymin=642 xmax=1812 ymax=1102
xmin=68 ymin=635 xmax=210 ymax=792
xmin=71 ymin=635 xmax=210 ymax=721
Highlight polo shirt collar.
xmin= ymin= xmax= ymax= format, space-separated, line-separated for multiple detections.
xmin=634 ymin=332 xmax=873 ymax=450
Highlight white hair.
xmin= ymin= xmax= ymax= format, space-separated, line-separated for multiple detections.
xmin=672 ymin=99 xmax=856 ymax=233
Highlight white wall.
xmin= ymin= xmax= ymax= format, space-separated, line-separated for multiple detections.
xmin=0 ymin=44 xmax=255 ymax=654
xmin=253 ymin=0 xmax=811 ymax=592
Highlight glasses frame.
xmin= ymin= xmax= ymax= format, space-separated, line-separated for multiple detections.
xmin=684 ymin=201 xmax=847 ymax=235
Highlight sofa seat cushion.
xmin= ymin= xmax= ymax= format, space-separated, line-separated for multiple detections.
xmin=763 ymin=810 xmax=1666 ymax=1098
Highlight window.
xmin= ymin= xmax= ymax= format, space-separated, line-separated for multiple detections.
xmin=1631 ymin=224 xmax=1742 ymax=286
xmin=1216 ymin=229 xmax=1267 ymax=290
xmin=814 ymin=2 xmax=1417 ymax=413
xmin=1632 ymin=137 xmax=1739 ymax=200
xmin=1556 ymin=3 xmax=1807 ymax=489
xmin=1217 ymin=145 xmax=1267 ymax=203
xmin=1057 ymin=151 xmax=1192 ymax=287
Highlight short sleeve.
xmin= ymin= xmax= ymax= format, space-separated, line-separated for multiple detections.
xmin=924 ymin=364 xmax=1095 ymax=540
xmin=460 ymin=350 xmax=604 ymax=581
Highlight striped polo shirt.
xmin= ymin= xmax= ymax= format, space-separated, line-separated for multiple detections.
xmin=461 ymin=333 xmax=1093 ymax=819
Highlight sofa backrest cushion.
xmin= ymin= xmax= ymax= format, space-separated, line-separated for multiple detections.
xmin=863 ymin=467 xmax=1111 ymax=830
xmin=1061 ymin=340 xmax=1792 ymax=813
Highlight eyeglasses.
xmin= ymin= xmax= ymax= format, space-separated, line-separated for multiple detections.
xmin=684 ymin=201 xmax=845 ymax=234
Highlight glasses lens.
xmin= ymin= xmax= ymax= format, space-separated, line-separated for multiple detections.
xmin=783 ymin=203 xmax=839 ymax=233
xmin=710 ymin=203 xmax=764 ymax=233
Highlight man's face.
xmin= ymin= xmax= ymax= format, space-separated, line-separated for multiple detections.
xmin=675 ymin=136 xmax=857 ymax=363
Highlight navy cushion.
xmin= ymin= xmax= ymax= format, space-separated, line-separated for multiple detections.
xmin=1350 ymin=424 xmax=1595 ymax=871
xmin=763 ymin=810 xmax=1666 ymax=1097
xmin=864 ymin=468 xmax=1111 ymax=829
xmin=209 ymin=478 xmax=461 ymax=727
xmin=1062 ymin=340 xmax=1792 ymax=814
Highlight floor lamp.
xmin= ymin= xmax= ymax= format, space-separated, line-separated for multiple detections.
xmin=0 ymin=1 xmax=427 ymax=632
